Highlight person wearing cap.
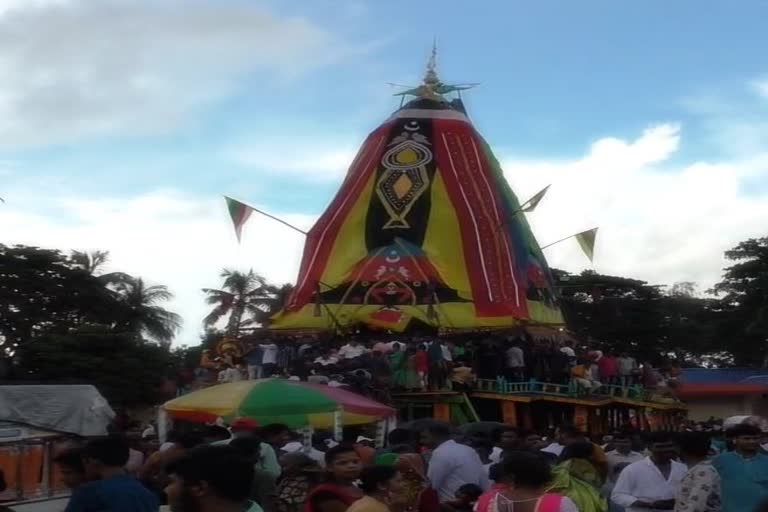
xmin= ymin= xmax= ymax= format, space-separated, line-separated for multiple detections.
xmin=213 ymin=418 xmax=282 ymax=479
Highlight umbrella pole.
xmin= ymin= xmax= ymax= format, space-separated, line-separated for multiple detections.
xmin=158 ymin=408 xmax=169 ymax=444
xmin=333 ymin=408 xmax=343 ymax=442
xmin=375 ymin=419 xmax=386 ymax=449
xmin=302 ymin=426 xmax=313 ymax=453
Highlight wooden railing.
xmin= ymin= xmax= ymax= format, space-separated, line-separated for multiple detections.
xmin=475 ymin=377 xmax=648 ymax=400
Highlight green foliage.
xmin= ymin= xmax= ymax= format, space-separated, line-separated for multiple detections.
xmin=202 ymin=269 xmax=293 ymax=334
xmin=1 ymin=244 xmax=182 ymax=405
xmin=0 ymin=245 xmax=120 ymax=352
xmin=14 ymin=326 xmax=172 ymax=406
xmin=556 ymin=270 xmax=720 ymax=365
xmin=710 ymin=237 xmax=768 ymax=365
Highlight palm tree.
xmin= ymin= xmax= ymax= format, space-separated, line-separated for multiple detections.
xmin=111 ymin=276 xmax=182 ymax=345
xmin=71 ymin=250 xmax=110 ymax=275
xmin=202 ymin=269 xmax=289 ymax=335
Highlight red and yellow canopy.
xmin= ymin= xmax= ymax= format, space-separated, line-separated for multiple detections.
xmin=163 ymin=379 xmax=394 ymax=429
xmin=272 ymin=95 xmax=562 ymax=332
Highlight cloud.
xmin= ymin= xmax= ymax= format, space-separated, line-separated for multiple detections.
xmin=501 ymin=124 xmax=768 ymax=291
xmin=0 ymin=0 xmax=353 ymax=148
xmin=228 ymin=140 xmax=360 ymax=181
xmin=0 ymin=189 xmax=314 ymax=344
xmin=750 ymin=77 xmax=768 ymax=99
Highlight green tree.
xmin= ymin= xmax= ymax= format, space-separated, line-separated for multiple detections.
xmin=111 ymin=276 xmax=182 ymax=345
xmin=14 ymin=326 xmax=173 ymax=406
xmin=0 ymin=245 xmax=121 ymax=353
xmin=202 ymin=269 xmax=286 ymax=335
xmin=556 ymin=270 xmax=718 ymax=364
xmin=71 ymin=250 xmax=110 ymax=275
xmin=711 ymin=237 xmax=768 ymax=365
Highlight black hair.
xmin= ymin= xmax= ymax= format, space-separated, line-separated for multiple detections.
xmin=726 ymin=423 xmax=762 ymax=438
xmin=612 ymin=431 xmax=632 ymax=441
xmin=178 ymin=433 xmax=205 ymax=450
xmin=456 ymin=484 xmax=483 ymax=500
xmin=423 ymin=423 xmax=451 ymax=440
xmin=387 ymin=428 xmax=412 ymax=446
xmin=166 ymin=446 xmax=254 ymax=502
xmin=498 ymin=451 xmax=552 ymax=488
xmin=53 ymin=448 xmax=85 ymax=473
xmin=471 ymin=439 xmax=494 ymax=453
xmin=325 ymin=444 xmax=358 ymax=466
xmin=676 ymin=432 xmax=710 ymax=458
xmin=261 ymin=424 xmax=290 ymax=438
xmin=560 ymin=441 xmax=594 ymax=461
xmin=493 ymin=426 xmax=519 ymax=443
xmin=645 ymin=431 xmax=676 ymax=445
xmin=359 ymin=465 xmax=398 ymax=494
xmin=81 ymin=436 xmax=130 ymax=467
xmin=230 ymin=436 xmax=263 ymax=461
xmin=558 ymin=424 xmax=582 ymax=438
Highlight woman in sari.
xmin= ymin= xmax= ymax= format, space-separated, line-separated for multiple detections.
xmin=389 ymin=345 xmax=407 ymax=390
xmin=475 ymin=452 xmax=577 ymax=512
xmin=403 ymin=347 xmax=421 ymax=391
xmin=394 ymin=454 xmax=440 ymax=512
xmin=306 ymin=445 xmax=364 ymax=512
xmin=276 ymin=453 xmax=323 ymax=512
xmin=549 ymin=442 xmax=607 ymax=512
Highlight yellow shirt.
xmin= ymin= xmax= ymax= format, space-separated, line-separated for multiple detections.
xmin=347 ymin=496 xmax=390 ymax=512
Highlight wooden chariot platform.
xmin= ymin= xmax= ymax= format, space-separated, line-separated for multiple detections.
xmin=392 ymin=378 xmax=687 ymax=434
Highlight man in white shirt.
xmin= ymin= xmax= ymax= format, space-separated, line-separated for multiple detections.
xmin=606 ymin=433 xmax=644 ymax=482
xmin=338 ymin=339 xmax=367 ymax=360
xmin=505 ymin=341 xmax=525 ymax=381
xmin=422 ymin=423 xmax=489 ymax=501
xmin=259 ymin=342 xmax=279 ymax=377
xmin=612 ymin=432 xmax=687 ymax=512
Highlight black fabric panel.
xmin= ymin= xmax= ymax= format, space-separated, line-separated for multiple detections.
xmin=364 ymin=117 xmax=436 ymax=250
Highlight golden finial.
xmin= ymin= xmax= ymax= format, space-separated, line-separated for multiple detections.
xmin=424 ymin=38 xmax=439 ymax=86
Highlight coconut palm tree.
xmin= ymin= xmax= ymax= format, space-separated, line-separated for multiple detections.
xmin=71 ymin=250 xmax=110 ymax=275
xmin=111 ymin=276 xmax=182 ymax=345
xmin=202 ymin=269 xmax=289 ymax=335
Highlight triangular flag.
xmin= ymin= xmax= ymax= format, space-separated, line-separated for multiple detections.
xmin=575 ymin=228 xmax=598 ymax=262
xmin=224 ymin=196 xmax=253 ymax=242
xmin=521 ymin=185 xmax=550 ymax=213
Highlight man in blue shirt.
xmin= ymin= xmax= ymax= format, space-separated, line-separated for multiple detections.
xmin=713 ymin=423 xmax=768 ymax=512
xmin=165 ymin=445 xmax=262 ymax=512
xmin=65 ymin=437 xmax=158 ymax=512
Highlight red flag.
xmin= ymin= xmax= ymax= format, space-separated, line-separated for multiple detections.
xmin=225 ymin=196 xmax=253 ymax=243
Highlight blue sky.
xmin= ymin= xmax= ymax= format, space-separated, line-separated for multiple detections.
xmin=2 ymin=0 xmax=767 ymax=344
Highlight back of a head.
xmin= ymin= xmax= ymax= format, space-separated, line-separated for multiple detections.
xmin=457 ymin=484 xmax=483 ymax=501
xmin=561 ymin=441 xmax=594 ymax=461
xmin=53 ymin=447 xmax=85 ymax=473
xmin=230 ymin=436 xmax=262 ymax=459
xmin=425 ymin=423 xmax=451 ymax=441
xmin=387 ymin=428 xmax=412 ymax=447
xmin=499 ymin=451 xmax=552 ymax=489
xmin=359 ymin=465 xmax=397 ymax=494
xmin=178 ymin=433 xmax=205 ymax=450
xmin=493 ymin=426 xmax=519 ymax=443
xmin=166 ymin=445 xmax=254 ymax=503
xmin=726 ymin=423 xmax=761 ymax=439
xmin=645 ymin=431 xmax=676 ymax=446
xmin=82 ymin=436 xmax=130 ymax=467
xmin=676 ymin=432 xmax=710 ymax=458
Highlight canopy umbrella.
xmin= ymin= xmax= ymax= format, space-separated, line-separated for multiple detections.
xmin=163 ymin=379 xmax=394 ymax=429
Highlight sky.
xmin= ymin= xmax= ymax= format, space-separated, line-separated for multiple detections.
xmin=2 ymin=0 xmax=767 ymax=345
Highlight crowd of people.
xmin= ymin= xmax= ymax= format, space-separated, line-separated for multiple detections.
xmin=187 ymin=333 xmax=682 ymax=402
xmin=50 ymin=416 xmax=768 ymax=512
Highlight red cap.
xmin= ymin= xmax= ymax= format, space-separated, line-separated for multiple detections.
xmin=230 ymin=417 xmax=259 ymax=431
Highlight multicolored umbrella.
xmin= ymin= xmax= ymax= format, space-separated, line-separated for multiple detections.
xmin=163 ymin=379 xmax=394 ymax=429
